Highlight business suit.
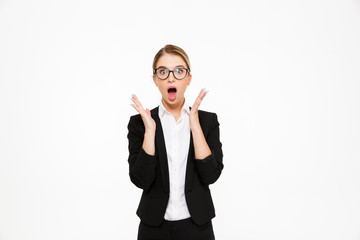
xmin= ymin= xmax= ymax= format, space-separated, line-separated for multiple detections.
xmin=127 ymin=105 xmax=224 ymax=227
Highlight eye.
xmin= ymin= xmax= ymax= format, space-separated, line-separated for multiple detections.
xmin=159 ymin=68 xmax=168 ymax=75
xmin=175 ymin=68 xmax=183 ymax=73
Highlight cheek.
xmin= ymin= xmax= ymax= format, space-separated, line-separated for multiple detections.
xmin=159 ymin=86 xmax=168 ymax=94
xmin=179 ymin=83 xmax=189 ymax=92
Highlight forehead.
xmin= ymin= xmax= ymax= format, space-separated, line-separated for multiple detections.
xmin=156 ymin=53 xmax=187 ymax=68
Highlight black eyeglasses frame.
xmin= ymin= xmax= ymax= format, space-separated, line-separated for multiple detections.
xmin=153 ymin=67 xmax=190 ymax=80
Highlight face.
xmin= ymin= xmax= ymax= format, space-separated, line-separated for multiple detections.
xmin=153 ymin=53 xmax=192 ymax=106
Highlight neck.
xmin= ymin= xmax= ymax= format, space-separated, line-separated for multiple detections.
xmin=162 ymin=97 xmax=185 ymax=116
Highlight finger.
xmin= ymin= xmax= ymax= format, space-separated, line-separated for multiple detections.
xmin=197 ymin=93 xmax=207 ymax=109
xmin=191 ymin=88 xmax=208 ymax=112
xmin=197 ymin=89 xmax=208 ymax=109
xmin=131 ymin=94 xmax=142 ymax=108
xmin=196 ymin=88 xmax=207 ymax=103
xmin=130 ymin=103 xmax=140 ymax=113
xmin=192 ymin=98 xmax=201 ymax=112
xmin=200 ymin=89 xmax=208 ymax=100
xmin=196 ymin=88 xmax=207 ymax=104
xmin=192 ymin=89 xmax=204 ymax=107
xmin=196 ymin=88 xmax=205 ymax=100
xmin=131 ymin=94 xmax=144 ymax=110
xmin=130 ymin=96 xmax=141 ymax=112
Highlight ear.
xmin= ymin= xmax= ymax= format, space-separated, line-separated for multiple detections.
xmin=187 ymin=73 xmax=192 ymax=86
xmin=153 ymin=74 xmax=157 ymax=86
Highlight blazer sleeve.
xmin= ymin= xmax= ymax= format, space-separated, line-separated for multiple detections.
xmin=127 ymin=116 xmax=157 ymax=191
xmin=194 ymin=113 xmax=224 ymax=185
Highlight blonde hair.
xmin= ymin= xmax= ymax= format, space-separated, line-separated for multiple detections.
xmin=152 ymin=44 xmax=191 ymax=73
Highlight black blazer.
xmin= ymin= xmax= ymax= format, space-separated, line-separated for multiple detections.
xmin=127 ymin=106 xmax=224 ymax=227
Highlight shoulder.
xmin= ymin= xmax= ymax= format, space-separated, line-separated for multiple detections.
xmin=128 ymin=106 xmax=159 ymax=126
xmin=198 ymin=109 xmax=220 ymax=128
xmin=198 ymin=109 xmax=219 ymax=120
xmin=128 ymin=113 xmax=142 ymax=124
xmin=198 ymin=109 xmax=217 ymax=118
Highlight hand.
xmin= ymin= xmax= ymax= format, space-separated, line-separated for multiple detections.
xmin=189 ymin=88 xmax=208 ymax=131
xmin=130 ymin=94 xmax=156 ymax=133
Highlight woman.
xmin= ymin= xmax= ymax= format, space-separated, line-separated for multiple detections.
xmin=128 ymin=44 xmax=224 ymax=240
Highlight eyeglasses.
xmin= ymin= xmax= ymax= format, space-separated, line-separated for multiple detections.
xmin=153 ymin=67 xmax=190 ymax=80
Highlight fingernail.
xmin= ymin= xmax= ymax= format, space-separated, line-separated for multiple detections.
xmin=131 ymin=94 xmax=134 ymax=98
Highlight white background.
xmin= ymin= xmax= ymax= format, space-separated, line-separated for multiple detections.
xmin=1 ymin=0 xmax=360 ymax=239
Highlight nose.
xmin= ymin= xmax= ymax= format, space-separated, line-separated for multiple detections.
xmin=167 ymin=71 xmax=176 ymax=82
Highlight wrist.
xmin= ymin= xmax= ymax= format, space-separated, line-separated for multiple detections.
xmin=145 ymin=129 xmax=156 ymax=138
xmin=190 ymin=124 xmax=202 ymax=133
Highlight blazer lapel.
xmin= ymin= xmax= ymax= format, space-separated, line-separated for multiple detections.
xmin=151 ymin=107 xmax=170 ymax=193
xmin=185 ymin=106 xmax=194 ymax=192
xmin=185 ymin=131 xmax=194 ymax=192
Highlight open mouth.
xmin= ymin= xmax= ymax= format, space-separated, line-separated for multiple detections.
xmin=167 ymin=87 xmax=177 ymax=93
xmin=167 ymin=87 xmax=177 ymax=100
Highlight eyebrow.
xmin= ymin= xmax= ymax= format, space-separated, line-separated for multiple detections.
xmin=157 ymin=65 xmax=186 ymax=69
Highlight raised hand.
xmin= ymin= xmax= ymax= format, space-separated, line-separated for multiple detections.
xmin=189 ymin=88 xmax=208 ymax=131
xmin=130 ymin=94 xmax=156 ymax=133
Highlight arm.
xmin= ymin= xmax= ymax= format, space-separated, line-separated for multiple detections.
xmin=127 ymin=116 xmax=157 ymax=191
xmin=192 ymin=113 xmax=224 ymax=185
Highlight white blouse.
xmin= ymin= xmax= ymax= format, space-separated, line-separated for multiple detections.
xmin=158 ymin=99 xmax=191 ymax=221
